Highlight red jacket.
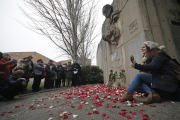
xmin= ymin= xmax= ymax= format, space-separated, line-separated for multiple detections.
xmin=0 ymin=57 xmax=17 ymax=84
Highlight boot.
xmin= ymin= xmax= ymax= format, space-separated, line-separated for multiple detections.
xmin=120 ymin=92 xmax=134 ymax=101
xmin=142 ymin=90 xmax=161 ymax=103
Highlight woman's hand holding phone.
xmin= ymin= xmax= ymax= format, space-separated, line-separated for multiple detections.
xmin=130 ymin=55 xmax=134 ymax=63
xmin=130 ymin=55 xmax=136 ymax=68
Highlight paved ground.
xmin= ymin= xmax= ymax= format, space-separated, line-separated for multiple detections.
xmin=0 ymin=84 xmax=180 ymax=120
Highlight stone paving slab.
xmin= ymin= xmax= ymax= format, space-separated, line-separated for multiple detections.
xmin=0 ymin=84 xmax=180 ymax=120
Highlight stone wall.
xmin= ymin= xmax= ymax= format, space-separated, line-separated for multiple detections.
xmin=97 ymin=0 xmax=180 ymax=87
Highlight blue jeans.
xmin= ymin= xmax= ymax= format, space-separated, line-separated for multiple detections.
xmin=126 ymin=73 xmax=152 ymax=93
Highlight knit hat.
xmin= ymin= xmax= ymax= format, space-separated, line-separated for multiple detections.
xmin=142 ymin=41 xmax=166 ymax=62
xmin=143 ymin=41 xmax=159 ymax=49
xmin=49 ymin=60 xmax=53 ymax=62
xmin=28 ymin=55 xmax=33 ymax=59
xmin=2 ymin=53 xmax=10 ymax=57
xmin=23 ymin=56 xmax=31 ymax=60
xmin=158 ymin=45 xmax=165 ymax=51
xmin=37 ymin=59 xmax=43 ymax=63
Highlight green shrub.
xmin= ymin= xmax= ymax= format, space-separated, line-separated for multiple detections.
xmin=80 ymin=66 xmax=103 ymax=85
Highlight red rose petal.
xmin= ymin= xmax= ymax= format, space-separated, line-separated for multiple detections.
xmin=163 ymin=105 xmax=166 ymax=107
xmin=71 ymin=106 xmax=75 ymax=108
xmin=121 ymin=109 xmax=126 ymax=111
xmin=28 ymin=105 xmax=33 ymax=109
xmin=102 ymin=113 xmax=106 ymax=117
xmin=88 ymin=112 xmax=92 ymax=115
xmin=150 ymin=105 xmax=156 ymax=107
xmin=93 ymin=111 xmax=99 ymax=114
xmin=125 ymin=116 xmax=132 ymax=119
xmin=139 ymin=111 xmax=143 ymax=114
xmin=151 ymin=115 xmax=155 ymax=117
xmin=49 ymin=114 xmax=53 ymax=115
xmin=8 ymin=111 xmax=13 ymax=113
xmin=105 ymin=115 xmax=109 ymax=118
xmin=132 ymin=112 xmax=136 ymax=115
xmin=63 ymin=115 xmax=68 ymax=119
xmin=142 ymin=114 xmax=148 ymax=120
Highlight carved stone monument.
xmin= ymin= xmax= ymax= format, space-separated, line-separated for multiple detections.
xmin=102 ymin=4 xmax=121 ymax=45
xmin=97 ymin=0 xmax=180 ymax=87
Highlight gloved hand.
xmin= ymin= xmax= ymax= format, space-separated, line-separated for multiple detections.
xmin=17 ymin=78 xmax=27 ymax=86
xmin=21 ymin=81 xmax=27 ymax=86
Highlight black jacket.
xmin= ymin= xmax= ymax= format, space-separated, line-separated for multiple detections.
xmin=65 ymin=65 xmax=73 ymax=79
xmin=0 ymin=74 xmax=24 ymax=98
xmin=135 ymin=51 xmax=179 ymax=93
xmin=45 ymin=64 xmax=56 ymax=77
xmin=56 ymin=65 xmax=64 ymax=79
xmin=0 ymin=52 xmax=3 ymax=60
xmin=72 ymin=63 xmax=81 ymax=76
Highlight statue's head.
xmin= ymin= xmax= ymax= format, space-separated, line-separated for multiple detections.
xmin=102 ymin=4 xmax=113 ymax=18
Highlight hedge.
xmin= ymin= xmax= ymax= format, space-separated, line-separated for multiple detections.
xmin=79 ymin=66 xmax=103 ymax=85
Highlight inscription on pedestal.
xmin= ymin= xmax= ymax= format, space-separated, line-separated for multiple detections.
xmin=129 ymin=19 xmax=138 ymax=35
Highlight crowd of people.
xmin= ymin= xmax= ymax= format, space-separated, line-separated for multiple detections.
xmin=0 ymin=52 xmax=81 ymax=101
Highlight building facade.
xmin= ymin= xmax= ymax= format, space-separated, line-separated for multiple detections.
xmin=9 ymin=51 xmax=57 ymax=64
xmin=9 ymin=51 xmax=91 ymax=66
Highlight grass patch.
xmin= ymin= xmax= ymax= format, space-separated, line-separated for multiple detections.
xmin=27 ymin=83 xmax=44 ymax=91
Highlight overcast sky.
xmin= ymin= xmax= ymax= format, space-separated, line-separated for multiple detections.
xmin=0 ymin=0 xmax=113 ymax=65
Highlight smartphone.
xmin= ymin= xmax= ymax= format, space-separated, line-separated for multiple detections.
xmin=130 ymin=55 xmax=134 ymax=63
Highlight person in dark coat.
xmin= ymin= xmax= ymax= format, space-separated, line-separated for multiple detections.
xmin=55 ymin=62 xmax=64 ymax=88
xmin=0 ymin=53 xmax=17 ymax=85
xmin=0 ymin=52 xmax=3 ymax=60
xmin=62 ymin=64 xmax=66 ymax=86
xmin=44 ymin=60 xmax=56 ymax=89
xmin=72 ymin=60 xmax=81 ymax=87
xmin=0 ymin=70 xmax=27 ymax=100
xmin=16 ymin=56 xmax=32 ymax=91
xmin=28 ymin=55 xmax=34 ymax=77
xmin=65 ymin=61 xmax=73 ymax=87
xmin=32 ymin=59 xmax=44 ymax=92
xmin=120 ymin=41 xmax=180 ymax=103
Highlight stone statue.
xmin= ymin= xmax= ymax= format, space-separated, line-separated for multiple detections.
xmin=102 ymin=4 xmax=121 ymax=25
xmin=102 ymin=4 xmax=121 ymax=45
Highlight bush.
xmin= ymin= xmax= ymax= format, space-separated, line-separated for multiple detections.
xmin=80 ymin=66 xmax=103 ymax=85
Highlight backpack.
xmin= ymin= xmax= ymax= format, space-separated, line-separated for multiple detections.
xmin=163 ymin=59 xmax=180 ymax=81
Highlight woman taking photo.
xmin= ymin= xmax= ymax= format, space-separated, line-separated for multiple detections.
xmin=120 ymin=41 xmax=180 ymax=103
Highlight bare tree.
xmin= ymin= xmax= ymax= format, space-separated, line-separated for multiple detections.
xmin=19 ymin=0 xmax=99 ymax=65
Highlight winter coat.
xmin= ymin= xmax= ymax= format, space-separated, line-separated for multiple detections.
xmin=33 ymin=62 xmax=44 ymax=76
xmin=0 ymin=74 xmax=24 ymax=99
xmin=72 ymin=63 xmax=81 ymax=76
xmin=45 ymin=64 xmax=56 ymax=80
xmin=16 ymin=59 xmax=32 ymax=78
xmin=56 ymin=65 xmax=64 ymax=79
xmin=65 ymin=65 xmax=73 ymax=79
xmin=16 ymin=59 xmax=32 ymax=73
xmin=0 ymin=52 xmax=3 ymax=60
xmin=0 ymin=57 xmax=17 ymax=84
xmin=134 ymin=51 xmax=179 ymax=93
xmin=30 ymin=60 xmax=34 ymax=73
